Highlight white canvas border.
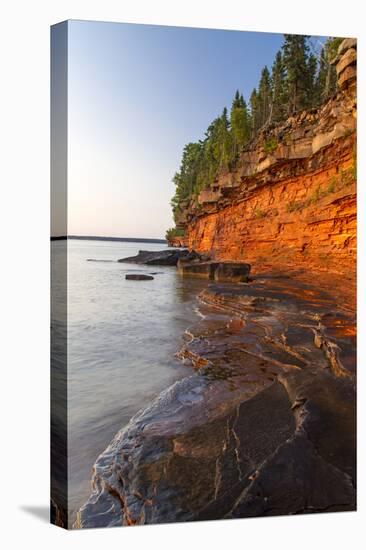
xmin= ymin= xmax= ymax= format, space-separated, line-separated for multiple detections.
xmin=1 ymin=1 xmax=364 ymax=549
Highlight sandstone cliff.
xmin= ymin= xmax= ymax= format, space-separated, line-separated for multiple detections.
xmin=76 ymin=38 xmax=357 ymax=530
xmin=174 ymin=38 xmax=356 ymax=275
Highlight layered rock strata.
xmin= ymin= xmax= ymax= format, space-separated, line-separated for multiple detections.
xmin=174 ymin=38 xmax=356 ymax=274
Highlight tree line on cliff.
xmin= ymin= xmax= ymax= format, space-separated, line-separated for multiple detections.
xmin=169 ymin=35 xmax=342 ymax=227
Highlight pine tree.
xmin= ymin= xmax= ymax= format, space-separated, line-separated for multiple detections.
xmin=316 ymin=37 xmax=343 ymax=103
xmin=219 ymin=107 xmax=232 ymax=169
xmin=305 ymin=53 xmax=318 ymax=108
xmin=250 ymin=88 xmax=259 ymax=135
xmin=282 ymin=34 xmax=311 ymax=114
xmin=269 ymin=51 xmax=287 ymax=123
xmin=230 ymin=91 xmax=250 ymax=159
xmin=257 ymin=66 xmax=272 ymax=126
xmin=315 ymin=47 xmax=328 ymax=104
xmin=232 ymin=89 xmax=241 ymax=109
xmin=170 ymin=33 xmax=345 ymax=218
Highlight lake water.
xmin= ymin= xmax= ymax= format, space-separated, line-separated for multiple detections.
xmin=51 ymin=239 xmax=209 ymax=520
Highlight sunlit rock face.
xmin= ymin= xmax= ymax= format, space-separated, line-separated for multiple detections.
xmin=75 ymin=39 xmax=357 ymax=529
xmin=177 ymin=39 xmax=356 ymax=275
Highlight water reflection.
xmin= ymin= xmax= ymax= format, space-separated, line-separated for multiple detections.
xmin=52 ymin=240 xmax=209 ymax=523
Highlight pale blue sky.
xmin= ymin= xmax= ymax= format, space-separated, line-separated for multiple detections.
xmin=67 ymin=21 xmax=323 ymax=238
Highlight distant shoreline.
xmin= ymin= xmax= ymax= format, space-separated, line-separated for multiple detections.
xmin=51 ymin=235 xmax=167 ymax=244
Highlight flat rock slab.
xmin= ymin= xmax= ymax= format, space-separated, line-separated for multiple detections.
xmin=214 ymin=262 xmax=251 ymax=283
xmin=118 ymin=249 xmax=189 ymax=266
xmin=177 ymin=259 xmax=251 ymax=282
xmin=125 ymin=274 xmax=154 ymax=281
xmin=177 ymin=260 xmax=219 ymax=279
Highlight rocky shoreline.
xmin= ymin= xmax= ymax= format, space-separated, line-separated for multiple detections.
xmin=75 ymin=261 xmax=356 ymax=528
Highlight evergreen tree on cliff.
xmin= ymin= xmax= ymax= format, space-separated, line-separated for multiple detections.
xmin=282 ymin=34 xmax=314 ymax=113
xmin=316 ymin=37 xmax=343 ymax=102
xmin=170 ymin=141 xmax=203 ymax=214
xmin=230 ymin=90 xmax=250 ymax=159
xmin=257 ymin=66 xmax=272 ymax=126
xmin=170 ymin=33 xmax=345 ymax=224
xmin=218 ymin=107 xmax=232 ymax=169
xmin=250 ymin=88 xmax=259 ymax=135
xmin=269 ymin=51 xmax=287 ymax=123
xmin=305 ymin=52 xmax=318 ymax=107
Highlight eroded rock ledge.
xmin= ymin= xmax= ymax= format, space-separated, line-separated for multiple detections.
xmin=76 ymin=271 xmax=355 ymax=528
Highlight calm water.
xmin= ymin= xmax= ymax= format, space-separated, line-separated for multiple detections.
xmin=52 ymin=239 xmax=208 ymax=519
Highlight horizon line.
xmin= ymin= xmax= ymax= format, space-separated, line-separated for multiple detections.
xmin=51 ymin=235 xmax=167 ymax=243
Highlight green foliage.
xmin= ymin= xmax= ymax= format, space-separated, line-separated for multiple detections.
xmin=166 ymin=227 xmax=185 ymax=240
xmin=253 ymin=208 xmax=266 ymax=219
xmin=316 ymin=37 xmax=343 ymax=103
xmin=230 ymin=90 xmax=250 ymax=159
xmin=327 ymin=177 xmax=337 ymax=193
xmin=352 ymin=145 xmax=357 ymax=180
xmin=257 ymin=66 xmax=272 ymax=127
xmin=270 ymin=51 xmax=287 ymax=123
xmin=310 ymin=186 xmax=326 ymax=202
xmin=339 ymin=167 xmax=355 ymax=187
xmin=250 ymin=88 xmax=260 ymax=134
xmin=286 ymin=169 xmax=355 ymax=215
xmin=282 ymin=34 xmax=320 ymax=113
xmin=170 ymin=34 xmax=345 ymax=217
xmin=263 ymin=137 xmax=278 ymax=154
xmin=286 ymin=200 xmax=303 ymax=213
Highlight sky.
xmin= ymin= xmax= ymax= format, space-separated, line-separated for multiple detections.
xmin=65 ymin=20 xmax=317 ymax=239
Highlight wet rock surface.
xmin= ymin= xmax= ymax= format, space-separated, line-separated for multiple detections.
xmin=125 ymin=274 xmax=154 ymax=281
xmin=76 ymin=271 xmax=356 ymax=528
xmin=177 ymin=254 xmax=251 ymax=282
xmin=118 ymin=249 xmax=190 ymax=266
xmin=214 ymin=262 xmax=251 ymax=283
xmin=177 ymin=260 xmax=219 ymax=279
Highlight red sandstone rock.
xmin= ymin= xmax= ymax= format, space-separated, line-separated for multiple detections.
xmin=175 ymin=39 xmax=357 ymax=276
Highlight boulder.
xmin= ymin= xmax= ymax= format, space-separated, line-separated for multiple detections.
xmin=214 ymin=262 xmax=251 ymax=283
xmin=125 ymin=274 xmax=154 ymax=281
xmin=118 ymin=249 xmax=189 ymax=266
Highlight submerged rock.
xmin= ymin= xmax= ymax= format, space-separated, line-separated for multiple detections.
xmin=125 ymin=274 xmax=154 ymax=281
xmin=118 ymin=249 xmax=190 ymax=266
